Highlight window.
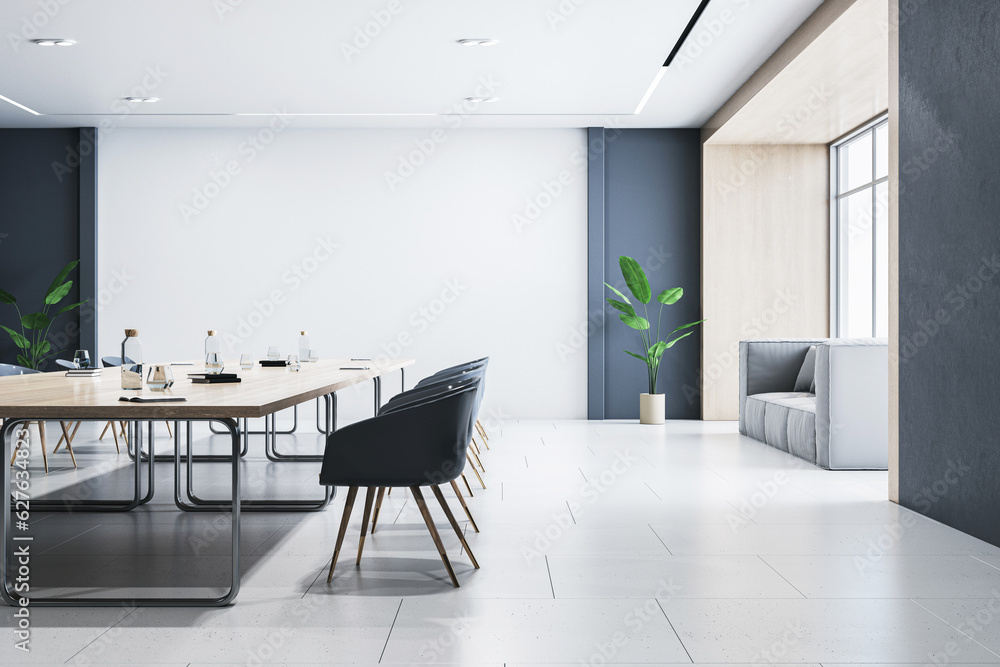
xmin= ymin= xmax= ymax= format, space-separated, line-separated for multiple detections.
xmin=832 ymin=115 xmax=889 ymax=338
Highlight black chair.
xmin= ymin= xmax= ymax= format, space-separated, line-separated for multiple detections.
xmin=371 ymin=374 xmax=485 ymax=532
xmin=319 ymin=380 xmax=481 ymax=588
xmin=399 ymin=366 xmax=488 ymax=479
xmin=418 ymin=358 xmax=492 ymax=446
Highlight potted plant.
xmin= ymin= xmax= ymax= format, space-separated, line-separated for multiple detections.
xmin=0 ymin=260 xmax=88 ymax=370
xmin=606 ymin=256 xmax=703 ymax=424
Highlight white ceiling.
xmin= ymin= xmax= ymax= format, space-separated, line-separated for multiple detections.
xmin=0 ymin=0 xmax=824 ymax=129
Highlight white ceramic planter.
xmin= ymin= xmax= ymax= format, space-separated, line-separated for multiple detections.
xmin=639 ymin=393 xmax=665 ymax=424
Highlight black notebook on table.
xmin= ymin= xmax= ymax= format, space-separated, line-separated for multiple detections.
xmin=188 ymin=373 xmax=241 ymax=384
xmin=119 ymin=395 xmax=186 ymax=403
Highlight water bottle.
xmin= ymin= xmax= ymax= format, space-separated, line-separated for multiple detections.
xmin=299 ymin=331 xmax=310 ymax=363
xmin=205 ymin=330 xmax=224 ymax=374
xmin=121 ymin=329 xmax=143 ymax=391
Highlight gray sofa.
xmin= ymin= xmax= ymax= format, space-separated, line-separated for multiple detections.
xmin=739 ymin=338 xmax=888 ymax=470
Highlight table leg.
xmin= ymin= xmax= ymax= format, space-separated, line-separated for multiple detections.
xmin=265 ymin=393 xmax=335 ymax=462
xmin=2 ymin=417 xmax=240 ymax=607
xmin=6 ymin=419 xmax=149 ymax=513
xmin=210 ymin=403 xmax=299 ymax=436
xmin=177 ymin=419 xmax=332 ymax=512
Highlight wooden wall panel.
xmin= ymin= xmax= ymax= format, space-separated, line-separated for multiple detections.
xmin=701 ymin=144 xmax=831 ymax=420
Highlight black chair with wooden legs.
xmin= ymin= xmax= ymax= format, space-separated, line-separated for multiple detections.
xmin=320 ymin=379 xmax=481 ymax=588
xmin=369 ymin=369 xmax=488 ymax=533
xmin=369 ymin=374 xmax=486 ymax=534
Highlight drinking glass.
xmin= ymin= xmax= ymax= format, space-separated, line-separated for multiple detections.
xmin=287 ymin=354 xmax=301 ymax=372
xmin=307 ymin=349 xmax=319 ymax=362
xmin=73 ymin=349 xmax=91 ymax=369
xmin=267 ymin=346 xmax=280 ymax=360
xmin=146 ymin=365 xmax=174 ymax=391
xmin=240 ymin=353 xmax=253 ymax=370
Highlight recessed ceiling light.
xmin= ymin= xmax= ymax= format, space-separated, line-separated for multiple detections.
xmin=457 ymin=39 xmax=498 ymax=47
xmin=123 ymin=96 xmax=159 ymax=103
xmin=32 ymin=38 xmax=76 ymax=46
xmin=465 ymin=96 xmax=499 ymax=103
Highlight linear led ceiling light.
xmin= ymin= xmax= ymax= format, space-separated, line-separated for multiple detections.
xmin=635 ymin=0 xmax=711 ymax=114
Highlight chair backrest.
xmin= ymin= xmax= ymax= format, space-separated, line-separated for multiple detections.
xmin=384 ymin=375 xmax=482 ymax=449
xmin=102 ymin=356 xmax=123 ymax=367
xmin=0 ymin=363 xmax=42 ymax=377
xmin=320 ymin=380 xmax=480 ymax=487
xmin=55 ymin=359 xmax=78 ymax=370
xmin=420 ymin=365 xmax=487 ymax=410
xmin=383 ymin=374 xmax=482 ymax=418
xmin=425 ymin=357 xmax=488 ymax=381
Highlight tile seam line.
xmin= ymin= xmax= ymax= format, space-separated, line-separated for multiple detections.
xmin=909 ymin=597 xmax=1000 ymax=660
xmin=544 ymin=554 xmax=556 ymax=598
xmin=378 ymin=598 xmax=404 ymax=663
xmin=757 ymin=554 xmax=808 ymax=599
xmin=656 ymin=597 xmax=694 ymax=663
xmin=648 ymin=523 xmax=673 ymax=555
xmin=63 ymin=604 xmax=139 ymax=663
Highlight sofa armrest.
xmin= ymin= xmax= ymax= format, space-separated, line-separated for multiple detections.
xmin=739 ymin=339 xmax=827 ymax=434
xmin=814 ymin=338 xmax=888 ymax=469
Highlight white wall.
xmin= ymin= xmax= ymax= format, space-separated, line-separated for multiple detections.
xmin=97 ymin=127 xmax=588 ymax=421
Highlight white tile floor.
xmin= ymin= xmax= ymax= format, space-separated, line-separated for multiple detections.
xmin=5 ymin=417 xmax=1000 ymax=665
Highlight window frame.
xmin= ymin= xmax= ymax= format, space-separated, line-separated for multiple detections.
xmin=830 ymin=113 xmax=890 ymax=338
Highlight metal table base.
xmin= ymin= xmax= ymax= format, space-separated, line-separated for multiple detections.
xmin=3 ymin=417 xmax=241 ymax=608
xmin=175 ymin=418 xmax=333 ymax=513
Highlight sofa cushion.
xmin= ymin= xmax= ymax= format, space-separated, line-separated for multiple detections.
xmin=744 ymin=392 xmax=810 ymax=444
xmin=768 ymin=395 xmax=817 ymax=463
xmin=793 ymin=345 xmax=817 ymax=392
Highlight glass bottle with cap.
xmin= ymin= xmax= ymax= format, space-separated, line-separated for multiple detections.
xmin=121 ymin=329 xmax=143 ymax=391
xmin=205 ymin=330 xmax=224 ymax=374
xmin=299 ymin=331 xmax=310 ymax=363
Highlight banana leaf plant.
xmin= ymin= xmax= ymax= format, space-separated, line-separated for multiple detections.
xmin=606 ymin=256 xmax=704 ymax=395
xmin=0 ymin=260 xmax=88 ymax=370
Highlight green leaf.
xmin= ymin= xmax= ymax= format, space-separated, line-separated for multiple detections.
xmin=0 ymin=288 xmax=15 ymax=304
xmin=44 ymin=280 xmax=73 ymax=305
xmin=619 ymin=313 xmax=650 ymax=330
xmin=604 ymin=282 xmax=631 ymax=305
xmin=619 ymin=256 xmax=651 ymax=304
xmin=606 ymin=299 xmax=635 ymax=316
xmin=648 ymin=341 xmax=668 ymax=359
xmin=0 ymin=324 xmax=30 ymax=349
xmin=657 ymin=287 xmax=683 ymax=305
xmin=31 ymin=340 xmax=51 ymax=356
xmin=46 ymin=260 xmax=79 ymax=298
xmin=665 ymin=330 xmax=696 ymax=348
xmin=57 ymin=300 xmax=88 ymax=315
xmin=623 ymin=350 xmax=647 ymax=363
xmin=16 ymin=354 xmax=32 ymax=368
xmin=21 ymin=312 xmax=50 ymax=330
xmin=668 ymin=319 xmax=706 ymax=336
xmin=37 ymin=347 xmax=61 ymax=363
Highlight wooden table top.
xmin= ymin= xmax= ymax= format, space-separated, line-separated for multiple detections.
xmin=0 ymin=358 xmax=413 ymax=419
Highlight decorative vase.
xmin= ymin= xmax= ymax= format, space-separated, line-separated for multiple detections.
xmin=639 ymin=393 xmax=665 ymax=424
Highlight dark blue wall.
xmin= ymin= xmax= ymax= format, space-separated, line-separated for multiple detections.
xmin=588 ymin=128 xmax=702 ymax=419
xmin=0 ymin=129 xmax=96 ymax=370
xmin=898 ymin=2 xmax=1000 ymax=545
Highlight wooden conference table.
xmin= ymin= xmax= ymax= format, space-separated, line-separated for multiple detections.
xmin=0 ymin=357 xmax=413 ymax=607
